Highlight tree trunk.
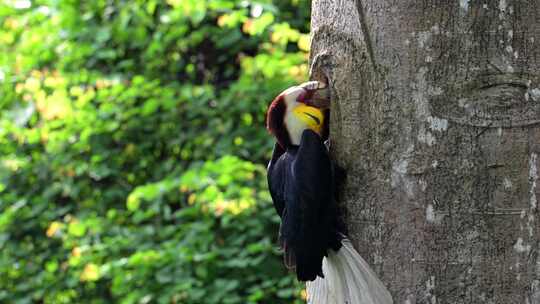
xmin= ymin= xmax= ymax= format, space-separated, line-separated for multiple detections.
xmin=309 ymin=0 xmax=540 ymax=303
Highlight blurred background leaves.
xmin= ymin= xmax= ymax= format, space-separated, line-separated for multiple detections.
xmin=0 ymin=0 xmax=310 ymax=303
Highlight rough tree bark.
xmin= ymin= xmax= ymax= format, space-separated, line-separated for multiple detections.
xmin=309 ymin=0 xmax=540 ymax=303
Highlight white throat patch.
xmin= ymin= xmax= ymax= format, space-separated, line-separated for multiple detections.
xmin=284 ymin=102 xmax=309 ymax=145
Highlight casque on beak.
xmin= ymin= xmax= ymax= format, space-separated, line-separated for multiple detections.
xmin=301 ymin=80 xmax=330 ymax=109
xmin=310 ymin=86 xmax=330 ymax=109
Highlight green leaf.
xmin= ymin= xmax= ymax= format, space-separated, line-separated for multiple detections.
xmin=68 ymin=220 xmax=86 ymax=237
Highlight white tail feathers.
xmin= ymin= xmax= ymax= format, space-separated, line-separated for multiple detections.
xmin=306 ymin=237 xmax=393 ymax=304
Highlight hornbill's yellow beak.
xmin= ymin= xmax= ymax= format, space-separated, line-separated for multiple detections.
xmin=292 ymin=104 xmax=324 ymax=134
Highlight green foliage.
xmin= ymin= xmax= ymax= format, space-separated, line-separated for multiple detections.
xmin=0 ymin=0 xmax=310 ymax=303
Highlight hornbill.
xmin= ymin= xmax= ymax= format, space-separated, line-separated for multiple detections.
xmin=266 ymin=81 xmax=393 ymax=304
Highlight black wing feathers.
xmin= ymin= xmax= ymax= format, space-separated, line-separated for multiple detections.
xmin=290 ymin=130 xmax=333 ymax=281
xmin=267 ymin=142 xmax=286 ymax=217
xmin=267 ymin=130 xmax=337 ymax=281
